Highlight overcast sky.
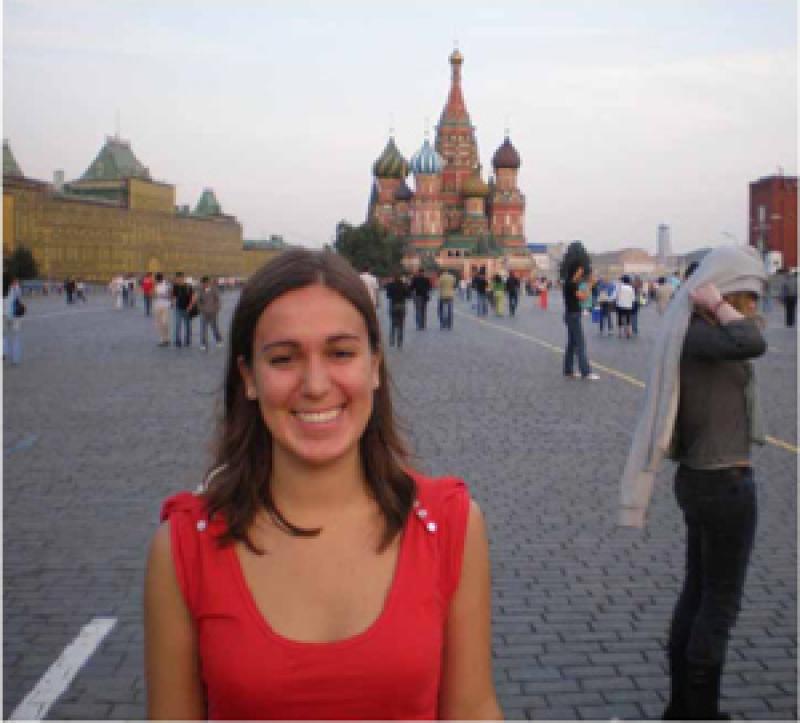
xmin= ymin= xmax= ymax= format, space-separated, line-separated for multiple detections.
xmin=3 ymin=0 xmax=797 ymax=253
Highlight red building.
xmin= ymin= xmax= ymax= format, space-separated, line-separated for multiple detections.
xmin=749 ymin=174 xmax=798 ymax=269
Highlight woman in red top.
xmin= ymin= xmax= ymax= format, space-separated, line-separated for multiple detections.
xmin=145 ymin=248 xmax=502 ymax=720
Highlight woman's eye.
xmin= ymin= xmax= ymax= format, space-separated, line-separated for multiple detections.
xmin=331 ymin=349 xmax=356 ymax=359
xmin=269 ymin=355 xmax=292 ymax=365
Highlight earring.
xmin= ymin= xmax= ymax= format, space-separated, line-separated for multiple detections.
xmin=246 ymin=388 xmax=256 ymax=400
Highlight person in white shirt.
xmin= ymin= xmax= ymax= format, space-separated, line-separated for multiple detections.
xmin=615 ymin=275 xmax=636 ymax=338
xmin=359 ymin=268 xmax=380 ymax=310
xmin=153 ymin=272 xmax=172 ymax=346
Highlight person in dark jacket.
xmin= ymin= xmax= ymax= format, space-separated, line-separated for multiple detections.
xmin=384 ymin=274 xmax=410 ymax=348
xmin=505 ymin=272 xmax=520 ymax=317
xmin=409 ymin=269 xmax=431 ymax=330
xmin=780 ymin=268 xmax=797 ymax=327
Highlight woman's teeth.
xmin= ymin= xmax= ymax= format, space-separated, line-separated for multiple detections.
xmin=295 ymin=408 xmax=342 ymax=423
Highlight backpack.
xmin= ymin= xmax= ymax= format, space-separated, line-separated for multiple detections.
xmin=13 ymin=297 xmax=25 ymax=317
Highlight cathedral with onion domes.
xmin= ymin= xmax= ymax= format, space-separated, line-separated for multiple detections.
xmin=367 ymin=49 xmax=532 ymax=277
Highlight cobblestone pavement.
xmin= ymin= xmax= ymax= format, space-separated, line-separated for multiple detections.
xmin=3 ymin=289 xmax=797 ymax=720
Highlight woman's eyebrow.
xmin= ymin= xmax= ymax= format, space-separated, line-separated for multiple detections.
xmin=260 ymin=333 xmax=361 ymax=352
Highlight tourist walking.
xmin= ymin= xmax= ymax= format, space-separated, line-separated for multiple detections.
xmin=127 ymin=277 xmax=137 ymax=308
xmin=780 ymin=268 xmax=797 ymax=327
xmin=538 ymin=278 xmax=549 ymax=311
xmin=109 ymin=275 xmax=124 ymax=310
xmin=620 ymin=244 xmax=767 ymax=720
xmin=141 ymin=272 xmax=155 ymax=317
xmin=3 ymin=275 xmax=24 ymax=365
xmin=615 ymin=275 xmax=636 ymax=338
xmin=491 ymin=273 xmax=505 ymax=316
xmin=437 ymin=268 xmax=456 ymax=330
xmin=473 ymin=268 xmax=489 ymax=316
xmin=410 ymin=268 xmax=431 ymax=330
xmin=597 ymin=278 xmax=615 ymax=335
xmin=506 ymin=271 xmax=520 ymax=317
xmin=631 ymin=276 xmax=643 ymax=335
xmin=384 ymin=273 xmax=409 ymax=348
xmin=171 ymin=272 xmax=196 ymax=348
xmin=145 ymin=249 xmax=501 ymax=720
xmin=562 ymin=263 xmax=598 ymax=380
xmin=197 ymin=276 xmax=223 ymax=351
xmin=153 ymin=273 xmax=171 ymax=347
xmin=75 ymin=279 xmax=87 ymax=303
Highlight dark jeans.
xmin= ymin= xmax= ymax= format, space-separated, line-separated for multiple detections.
xmin=200 ymin=314 xmax=222 ymax=346
xmin=508 ymin=292 xmax=519 ymax=317
xmin=632 ymin=301 xmax=639 ymax=334
xmin=599 ymin=302 xmax=614 ymax=332
xmin=438 ymin=298 xmax=453 ymax=329
xmin=785 ymin=296 xmax=796 ymax=327
xmin=144 ymin=295 xmax=152 ymax=317
xmin=174 ymin=308 xmax=192 ymax=346
xmin=476 ymin=292 xmax=488 ymax=316
xmin=668 ymin=465 xmax=757 ymax=668
xmin=563 ymin=311 xmax=591 ymax=376
xmin=389 ymin=309 xmax=405 ymax=347
xmin=414 ymin=296 xmax=428 ymax=329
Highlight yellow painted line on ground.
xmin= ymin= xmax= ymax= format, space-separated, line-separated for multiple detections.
xmin=458 ymin=310 xmax=798 ymax=455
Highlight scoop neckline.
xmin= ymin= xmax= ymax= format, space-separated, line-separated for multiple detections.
xmin=227 ymin=510 xmax=412 ymax=651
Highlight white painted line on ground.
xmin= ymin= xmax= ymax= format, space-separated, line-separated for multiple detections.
xmin=10 ymin=617 xmax=117 ymax=721
xmin=457 ymin=309 xmax=799 ymax=455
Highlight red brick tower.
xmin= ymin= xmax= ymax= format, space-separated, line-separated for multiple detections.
xmin=435 ymin=49 xmax=480 ymax=233
xmin=749 ymin=174 xmax=798 ymax=269
xmin=490 ymin=136 xmax=526 ymax=250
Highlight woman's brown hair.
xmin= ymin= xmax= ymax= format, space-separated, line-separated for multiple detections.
xmin=204 ymin=248 xmax=415 ymax=553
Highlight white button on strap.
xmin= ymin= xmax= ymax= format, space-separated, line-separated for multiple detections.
xmin=426 ymin=521 xmax=437 ymax=534
xmin=416 ymin=508 xmax=428 ymax=519
xmin=196 ymin=520 xmax=207 ymax=532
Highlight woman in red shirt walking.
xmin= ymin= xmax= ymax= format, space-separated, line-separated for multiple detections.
xmin=145 ymin=248 xmax=502 ymax=720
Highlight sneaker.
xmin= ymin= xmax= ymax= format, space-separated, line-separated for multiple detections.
xmin=216 ymin=341 xmax=224 ymax=348
xmin=583 ymin=373 xmax=600 ymax=380
xmin=200 ymin=345 xmax=207 ymax=351
xmin=564 ymin=372 xmax=580 ymax=379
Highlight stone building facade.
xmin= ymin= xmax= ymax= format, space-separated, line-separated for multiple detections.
xmin=749 ymin=173 xmax=798 ymax=269
xmin=367 ymin=50 xmax=533 ymax=278
xmin=3 ymin=138 xmax=279 ymax=282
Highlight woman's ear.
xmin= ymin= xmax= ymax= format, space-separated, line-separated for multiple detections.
xmin=237 ymin=355 xmax=257 ymax=399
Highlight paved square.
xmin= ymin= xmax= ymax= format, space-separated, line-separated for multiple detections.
xmin=3 ymin=289 xmax=797 ymax=720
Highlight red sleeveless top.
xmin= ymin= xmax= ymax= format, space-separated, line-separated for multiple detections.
xmin=160 ymin=473 xmax=470 ymax=720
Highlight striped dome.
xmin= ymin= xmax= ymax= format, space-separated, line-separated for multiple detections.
xmin=461 ymin=173 xmax=490 ymax=198
xmin=492 ymin=136 xmax=521 ymax=170
xmin=409 ymin=138 xmax=445 ymax=175
xmin=372 ymin=137 xmax=408 ymax=179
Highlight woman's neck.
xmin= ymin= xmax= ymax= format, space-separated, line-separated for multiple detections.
xmin=269 ymin=449 xmax=371 ymax=524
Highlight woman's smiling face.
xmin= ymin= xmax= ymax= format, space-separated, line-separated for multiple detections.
xmin=238 ymin=283 xmax=380 ymax=471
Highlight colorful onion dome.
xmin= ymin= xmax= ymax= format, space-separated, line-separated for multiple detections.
xmin=492 ymin=136 xmax=521 ymax=170
xmin=461 ymin=172 xmax=490 ymax=198
xmin=409 ymin=138 xmax=445 ymax=175
xmin=372 ymin=137 xmax=408 ymax=179
xmin=394 ymin=178 xmax=413 ymax=201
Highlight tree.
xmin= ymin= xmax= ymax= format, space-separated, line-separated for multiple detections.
xmin=334 ymin=220 xmax=405 ymax=278
xmin=4 ymin=246 xmax=38 ymax=281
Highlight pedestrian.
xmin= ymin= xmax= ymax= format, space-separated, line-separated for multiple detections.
xmin=75 ymin=279 xmax=87 ymax=303
xmin=384 ymin=272 xmax=409 ymax=348
xmin=121 ymin=276 xmax=129 ymax=307
xmin=473 ymin=268 xmax=489 ymax=316
xmin=197 ymin=276 xmax=223 ymax=351
xmin=505 ymin=271 xmax=520 ymax=317
xmin=410 ymin=268 xmax=431 ymax=330
xmin=145 ymin=249 xmax=501 ymax=720
xmin=141 ymin=272 xmax=155 ymax=317
xmin=171 ymin=272 xmax=196 ymax=348
xmin=109 ymin=275 xmax=124 ymax=309
xmin=359 ymin=266 xmax=380 ymax=310
xmin=631 ymin=276 xmax=643 ymax=335
xmin=596 ymin=279 xmax=614 ymax=335
xmin=65 ymin=277 xmax=75 ymax=304
xmin=3 ymin=275 xmax=24 ymax=365
xmin=538 ymin=277 xmax=549 ymax=311
xmin=153 ymin=272 xmax=171 ymax=347
xmin=615 ymin=275 xmax=635 ymax=338
xmin=458 ymin=276 xmax=468 ymax=300
xmin=562 ymin=262 xmax=598 ymax=380
xmin=655 ymin=276 xmax=674 ymax=314
xmin=620 ymin=244 xmax=767 ymax=720
xmin=780 ymin=267 xmax=797 ymax=327
xmin=437 ymin=268 xmax=456 ymax=330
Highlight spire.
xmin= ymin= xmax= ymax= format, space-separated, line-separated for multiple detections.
xmin=440 ymin=47 xmax=469 ymax=125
